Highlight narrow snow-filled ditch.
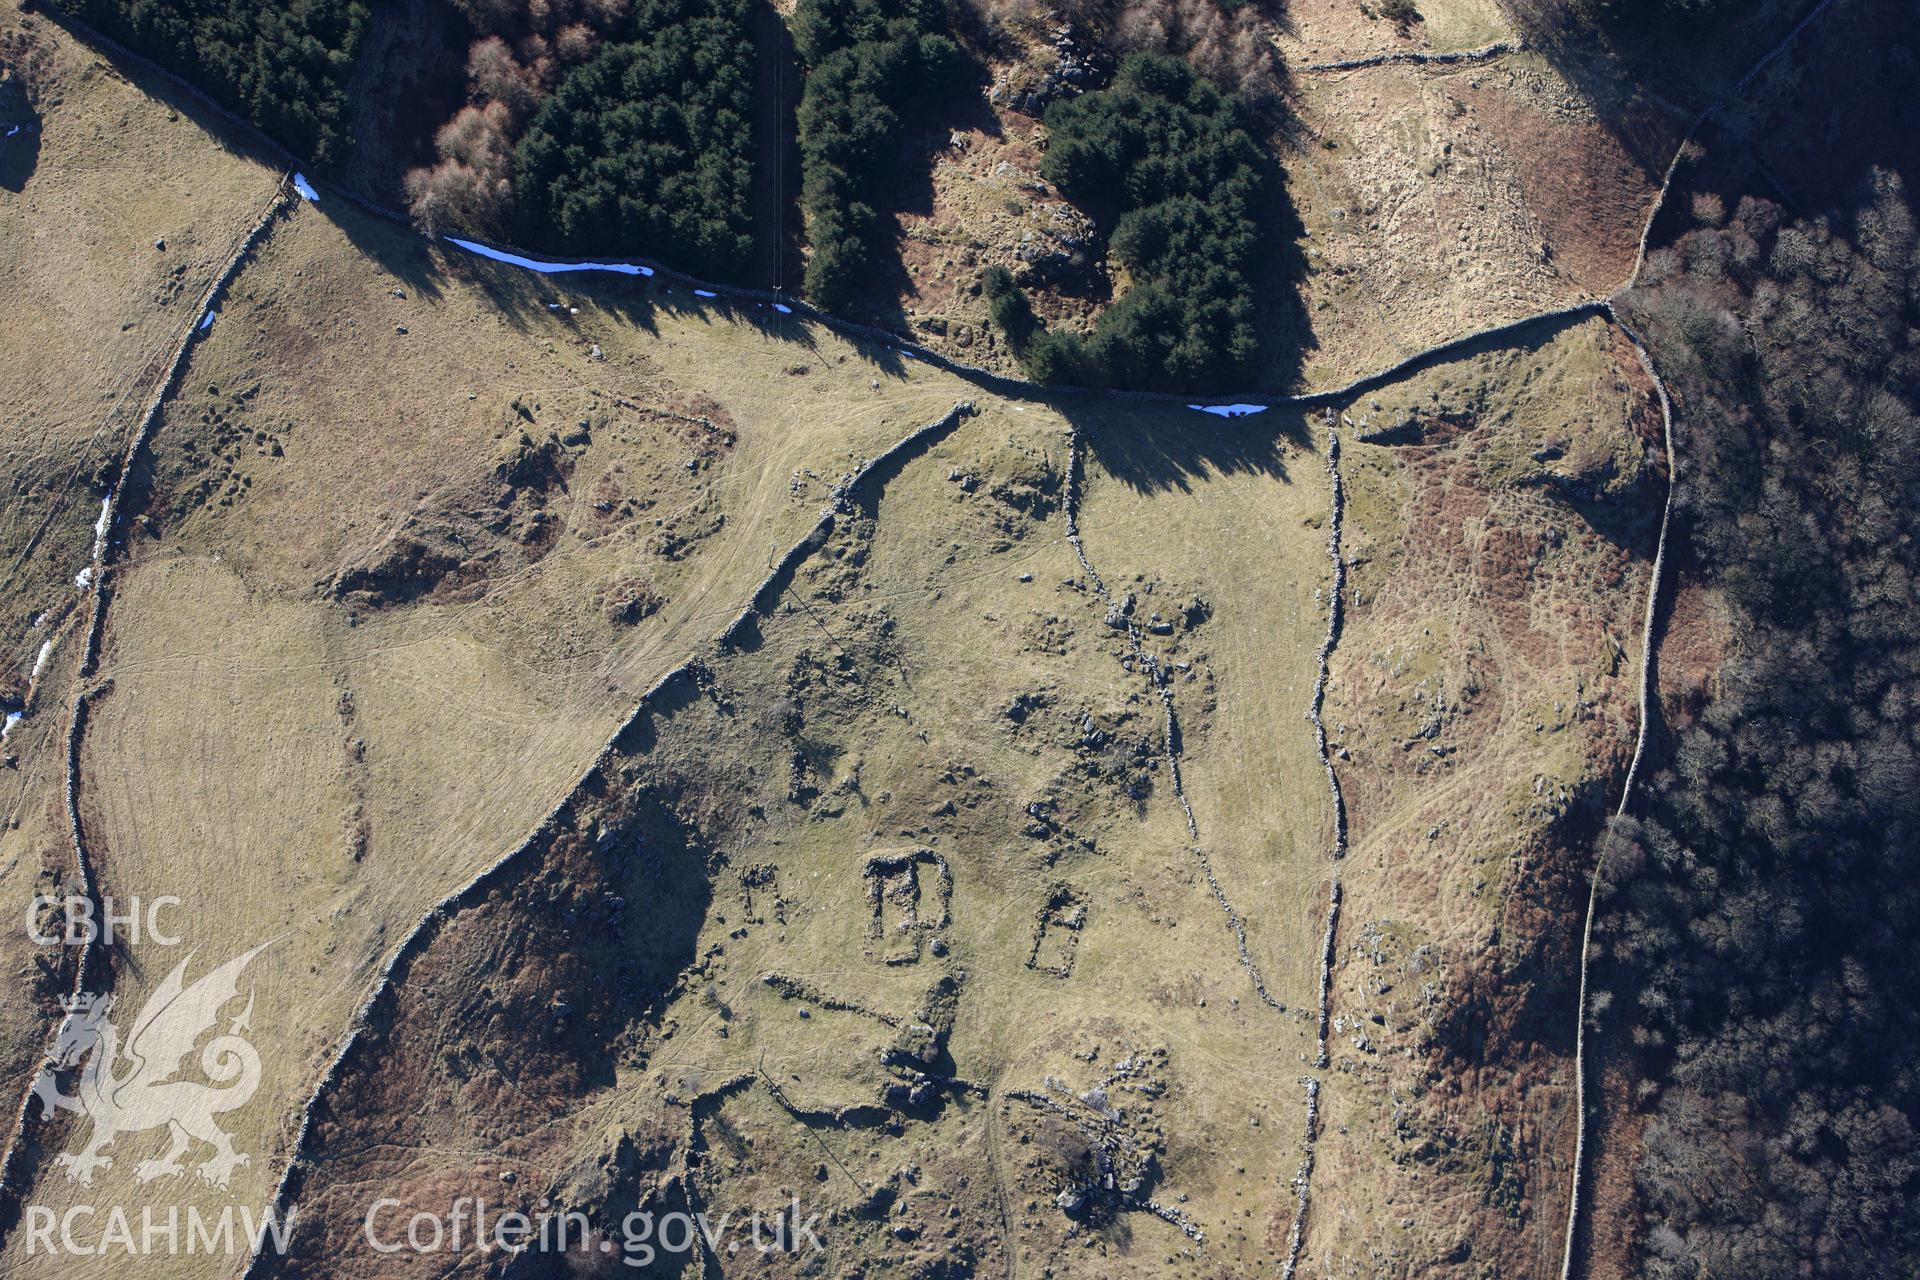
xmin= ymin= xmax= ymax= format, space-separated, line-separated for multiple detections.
xmin=447 ymin=237 xmax=654 ymax=277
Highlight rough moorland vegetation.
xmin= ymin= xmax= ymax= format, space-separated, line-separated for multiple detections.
xmin=962 ymin=0 xmax=1281 ymax=106
xmin=1014 ymin=53 xmax=1265 ymax=393
xmin=61 ymin=0 xmax=366 ymax=165
xmin=1599 ymin=166 xmax=1920 ymax=1277
xmin=794 ymin=0 xmax=966 ymax=310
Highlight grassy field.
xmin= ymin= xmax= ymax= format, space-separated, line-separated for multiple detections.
xmin=1282 ymin=51 xmax=1664 ymax=388
xmin=0 ymin=0 xmax=282 ymax=1199
xmin=1071 ymin=403 xmax=1333 ymax=1008
xmin=0 ymin=11 xmax=1681 ymax=1277
xmin=0 ymin=188 xmax=1018 ymax=1277
xmin=261 ymin=397 xmax=1330 ymax=1278
xmin=1273 ymin=0 xmax=1514 ymax=64
xmin=0 ymin=0 xmax=282 ymax=663
xmin=236 ymin=307 xmax=1664 ymax=1280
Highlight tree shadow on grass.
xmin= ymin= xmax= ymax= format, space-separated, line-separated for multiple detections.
xmin=322 ymin=200 xmax=454 ymax=305
xmin=0 ymin=86 xmax=39 ymax=192
xmin=1249 ymin=135 xmax=1315 ymax=396
xmin=0 ymin=122 xmax=37 ymax=193
xmin=1058 ymin=395 xmax=1309 ymax=497
xmin=642 ymin=282 xmax=925 ymax=388
xmin=35 ymin=5 xmax=294 ymax=185
xmin=316 ymin=185 xmax=927 ymax=386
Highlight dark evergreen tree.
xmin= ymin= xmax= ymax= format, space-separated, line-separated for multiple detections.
xmin=65 ymin=0 xmax=366 ymax=166
xmin=1024 ymin=52 xmax=1265 ymax=392
xmin=793 ymin=0 xmax=963 ymax=310
xmin=512 ymin=0 xmax=758 ymax=280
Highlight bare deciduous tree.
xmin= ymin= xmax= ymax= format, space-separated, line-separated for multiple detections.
xmin=965 ymin=0 xmax=1283 ymax=105
xmin=404 ymin=0 xmax=635 ymax=235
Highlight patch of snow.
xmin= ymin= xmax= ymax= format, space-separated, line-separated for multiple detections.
xmin=694 ymin=289 xmax=718 ymax=298
xmin=1187 ymin=403 xmax=1267 ymax=418
xmin=4 ymin=125 xmax=19 ymax=139
xmin=772 ymin=303 xmax=793 ymax=314
xmin=1 ymin=712 xmax=19 ymax=740
xmin=446 ymin=238 xmax=653 ymax=277
xmin=199 ymin=310 xmax=216 ymax=331
xmin=30 ymin=640 xmax=53 ymax=682
xmin=75 ymin=491 xmax=111 ymax=587
xmin=292 ymin=173 xmax=320 ymax=202
xmin=91 ymin=494 xmax=112 ymax=559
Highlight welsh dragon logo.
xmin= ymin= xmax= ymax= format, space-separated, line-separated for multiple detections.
xmin=29 ymin=941 xmax=273 ymax=1191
